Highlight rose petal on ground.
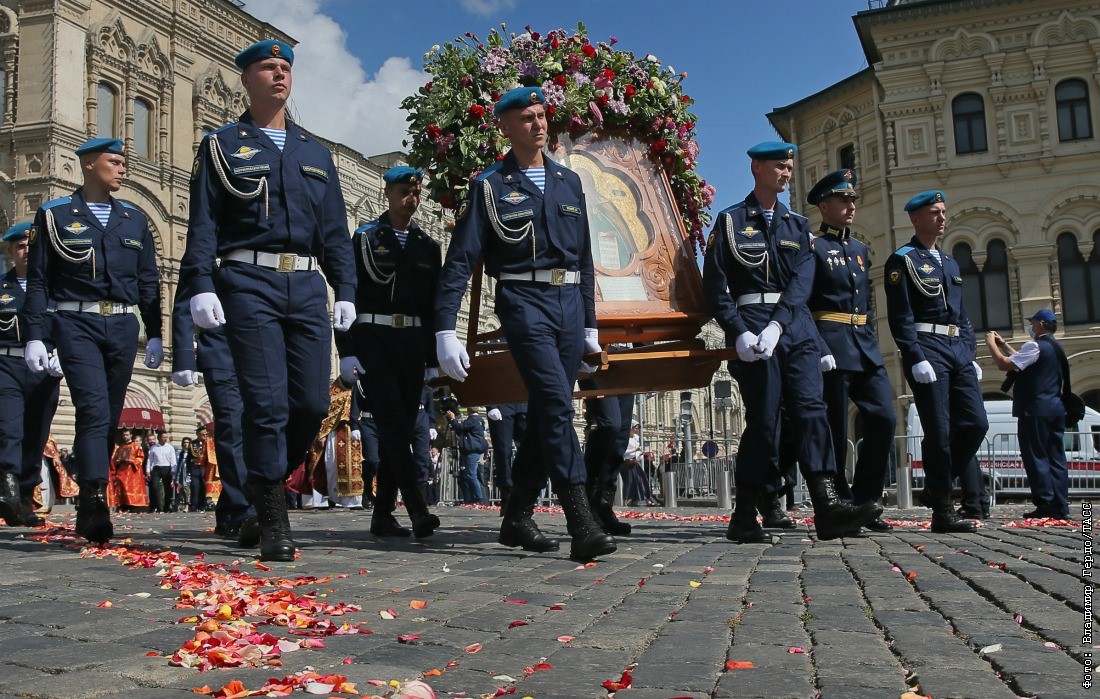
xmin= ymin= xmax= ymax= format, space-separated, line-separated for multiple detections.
xmin=502 ymin=599 xmax=527 ymax=604
xmin=979 ymin=643 xmax=1003 ymax=655
xmin=97 ymin=600 xmax=113 ymax=608
xmin=303 ymin=682 xmax=334 ymax=694
xmin=465 ymin=642 xmax=483 ymax=653
xmin=787 ymin=646 xmax=806 ymax=654
xmin=397 ymin=634 xmax=421 ymax=644
xmin=556 ymin=635 xmax=574 ymax=643
xmin=725 ymin=660 xmax=755 ymax=670
xmin=493 ymin=675 xmax=517 ymax=682
xmin=508 ymin=620 xmax=528 ymax=629
xmin=379 ymin=610 xmax=396 ymax=620
xmin=906 ymin=571 xmax=917 ymax=582
xmin=409 ymin=600 xmax=427 ymax=610
xmin=689 ymin=581 xmax=702 ymax=588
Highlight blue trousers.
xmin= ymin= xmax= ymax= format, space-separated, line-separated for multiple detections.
xmin=205 ymin=368 xmax=253 ymax=526
xmin=216 ymin=264 xmax=331 ymax=482
xmin=583 ymin=390 xmax=634 ymax=488
xmin=823 ymin=364 xmax=896 ymax=505
xmin=413 ymin=409 xmax=431 ymax=485
xmin=1018 ymin=415 xmax=1069 ymax=516
xmin=487 ymin=409 xmax=527 ymax=490
xmin=459 ymin=452 xmax=482 ymax=503
xmin=53 ymin=313 xmax=138 ymax=484
xmin=496 ymin=283 xmax=586 ymax=493
xmin=0 ymin=354 xmax=61 ymax=492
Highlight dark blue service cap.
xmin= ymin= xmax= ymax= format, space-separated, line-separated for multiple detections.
xmin=2 ymin=222 xmax=32 ymax=242
xmin=747 ymin=140 xmax=797 ymax=160
xmin=234 ymin=40 xmax=294 ymax=70
xmin=1028 ymin=309 xmax=1056 ymax=324
xmin=494 ymin=86 xmax=546 ymax=116
xmin=904 ymin=190 xmax=946 ymax=212
xmin=383 ymin=166 xmax=424 ymax=184
xmin=807 ymin=169 xmax=858 ymax=206
xmin=75 ymin=137 xmax=125 ymax=156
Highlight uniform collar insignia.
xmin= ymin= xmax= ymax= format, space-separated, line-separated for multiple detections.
xmin=230 ymin=146 xmax=262 ymax=160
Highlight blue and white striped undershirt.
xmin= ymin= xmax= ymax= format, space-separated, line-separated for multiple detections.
xmin=761 ymin=208 xmax=774 ymax=226
xmin=392 ymin=229 xmax=408 ymax=248
xmin=261 ymin=128 xmax=286 ymax=151
xmin=929 ymin=247 xmax=942 ymax=265
xmin=87 ymin=202 xmax=112 ymax=228
xmin=523 ymin=167 xmax=545 ymax=193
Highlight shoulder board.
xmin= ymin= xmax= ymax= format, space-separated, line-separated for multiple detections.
xmin=475 ymin=161 xmax=504 ymax=182
xmin=717 ymin=202 xmax=747 ymax=216
xmin=41 ymin=196 xmax=71 ymax=210
xmin=117 ymin=200 xmax=138 ymax=210
xmin=212 ymin=123 xmax=238 ymax=135
xmin=788 ymin=210 xmax=807 ymax=221
xmin=893 ymin=245 xmax=914 ymax=257
xmin=354 ymin=221 xmax=381 ymax=236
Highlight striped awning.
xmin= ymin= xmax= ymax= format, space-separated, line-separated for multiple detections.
xmin=195 ymin=401 xmax=214 ymax=429
xmin=118 ymin=391 xmax=165 ymax=430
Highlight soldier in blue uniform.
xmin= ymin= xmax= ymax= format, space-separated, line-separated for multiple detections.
xmin=806 ymin=170 xmax=896 ymax=533
xmin=171 ymin=266 xmax=255 ymax=544
xmin=336 ymin=165 xmax=441 ymax=539
xmin=0 ymin=223 xmax=63 ymax=526
xmin=181 ymin=40 xmax=357 ymax=561
xmin=348 ymin=385 xmax=379 ymax=509
xmin=486 ymin=401 xmax=527 ymax=513
xmin=883 ymin=190 xmax=987 ymax=533
xmin=703 ymin=141 xmax=881 ymax=543
xmin=434 ymin=86 xmax=615 ymax=562
xmin=23 ymin=137 xmax=163 ymax=544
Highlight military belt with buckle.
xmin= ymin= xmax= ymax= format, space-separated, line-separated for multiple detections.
xmin=224 ymin=248 xmax=318 ymax=272
xmin=54 ymin=300 xmax=133 ymax=316
xmin=0 ymin=347 xmax=25 ymax=357
xmin=498 ymin=269 xmax=580 ymax=286
xmin=735 ymin=292 xmax=782 ymax=306
xmin=355 ymin=312 xmax=422 ymax=328
xmin=813 ymin=311 xmax=868 ymax=326
xmin=915 ymin=322 xmax=961 ymax=337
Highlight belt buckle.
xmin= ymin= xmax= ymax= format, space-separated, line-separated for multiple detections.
xmin=98 ymin=300 xmax=113 ymax=315
xmin=850 ymin=313 xmax=859 ymax=326
xmin=391 ymin=313 xmax=407 ymax=329
xmin=277 ymin=253 xmax=297 ymax=272
xmin=550 ymin=268 xmax=567 ymax=286
xmin=947 ymin=324 xmax=959 ymax=337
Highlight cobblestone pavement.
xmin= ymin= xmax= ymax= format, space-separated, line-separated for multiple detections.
xmin=0 ymin=503 xmax=1089 ymax=699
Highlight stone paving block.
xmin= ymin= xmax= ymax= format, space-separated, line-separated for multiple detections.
xmin=911 ymin=667 xmax=1019 ymax=699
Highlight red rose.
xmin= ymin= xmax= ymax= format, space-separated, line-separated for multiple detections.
xmin=495 ymin=153 xmax=506 ymax=161
xmin=546 ymin=104 xmax=556 ymax=118
xmin=426 ymin=125 xmax=442 ymax=139
xmin=651 ymin=139 xmax=667 ymax=155
xmin=598 ymin=93 xmax=610 ymax=105
xmin=468 ymin=104 xmax=486 ymax=119
xmin=681 ymin=95 xmax=690 ymax=103
xmin=624 ymin=84 xmax=637 ymax=99
xmin=582 ymin=44 xmax=596 ymax=58
xmin=601 ymin=68 xmax=615 ymax=81
xmin=423 ymin=81 xmax=433 ymax=93
xmin=551 ymin=38 xmax=560 ymax=49
xmin=647 ymin=81 xmax=654 ymax=89
xmin=554 ymin=74 xmax=567 ymax=87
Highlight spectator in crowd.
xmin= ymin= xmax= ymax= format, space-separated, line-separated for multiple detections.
xmin=449 ymin=406 xmax=487 ymax=504
xmin=175 ymin=437 xmax=193 ymax=512
xmin=145 ymin=430 xmax=177 ymax=513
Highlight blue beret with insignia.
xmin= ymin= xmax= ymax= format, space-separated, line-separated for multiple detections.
xmin=807 ymin=169 xmax=859 ymax=206
xmin=75 ymin=137 xmax=125 ymax=156
xmin=747 ymin=140 xmax=797 ymax=160
xmin=2 ymin=222 xmax=32 ymax=242
xmin=494 ymin=86 xmax=546 ymax=116
xmin=904 ymin=190 xmax=946 ymax=212
xmin=1028 ymin=308 xmax=1056 ymax=325
xmin=383 ymin=166 xmax=424 ymax=185
xmin=234 ymin=40 xmax=294 ymax=70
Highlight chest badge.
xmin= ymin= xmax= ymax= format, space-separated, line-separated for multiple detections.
xmin=230 ymin=146 xmax=262 ymax=161
xmin=500 ymin=191 xmax=530 ymax=206
xmin=739 ymin=227 xmax=758 ymax=238
xmin=0 ymin=294 xmax=13 ymax=305
xmin=63 ymin=222 xmax=90 ymax=235
xmin=919 ymin=263 xmax=934 ymax=274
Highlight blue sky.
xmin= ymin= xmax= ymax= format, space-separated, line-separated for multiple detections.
xmin=248 ymin=0 xmax=873 ymax=214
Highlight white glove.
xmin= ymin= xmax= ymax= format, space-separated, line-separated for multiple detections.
xmin=912 ymin=360 xmax=937 ymax=384
xmin=580 ymin=327 xmax=601 ymax=373
xmin=332 ymin=301 xmax=356 ymax=332
xmin=972 ymin=361 xmax=983 ymax=381
xmin=173 ymin=370 xmax=200 ymax=387
xmin=350 ymin=429 xmax=361 ymax=442
xmin=735 ymin=332 xmax=758 ymax=362
xmin=46 ymin=353 xmax=64 ymax=378
xmin=429 ymin=428 xmax=438 ymax=440
xmin=753 ymin=321 xmax=782 ymax=359
xmin=144 ymin=338 xmax=163 ymax=369
xmin=488 ymin=408 xmax=503 ymax=421
xmin=24 ymin=340 xmax=49 ymax=373
xmin=339 ymin=356 xmax=365 ymax=384
xmin=436 ymin=330 xmax=469 ymax=382
xmin=190 ymin=292 xmax=226 ymax=329
xmin=820 ymin=355 xmax=836 ymax=372
xmin=425 ymin=367 xmax=442 ymax=382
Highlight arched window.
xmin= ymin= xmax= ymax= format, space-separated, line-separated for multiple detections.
xmin=838 ymin=143 xmax=856 ymax=170
xmin=1056 ymin=79 xmax=1092 ymax=142
xmin=1057 ymin=233 xmax=1094 ymax=324
xmin=96 ymin=82 xmax=117 ymax=138
xmin=133 ymin=99 xmax=152 ymax=158
xmin=1090 ymin=230 xmax=1100 ymax=322
xmin=953 ymin=243 xmax=985 ymax=327
xmin=952 ymin=240 xmax=1012 ymax=331
xmin=953 ymin=93 xmax=987 ymax=154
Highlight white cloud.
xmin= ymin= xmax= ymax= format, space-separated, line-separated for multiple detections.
xmin=458 ymin=0 xmax=516 ymax=16
xmin=244 ymin=0 xmax=428 ymax=158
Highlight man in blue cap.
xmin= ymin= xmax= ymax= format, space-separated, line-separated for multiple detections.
xmin=23 ymin=138 xmax=163 ymax=544
xmin=0 ymin=222 xmax=63 ymax=526
xmin=703 ymin=142 xmax=881 ymax=543
xmin=806 ymin=170 xmax=896 ymax=532
xmin=336 ymin=165 xmax=441 ymax=539
xmin=181 ymin=39 xmax=357 ymax=561
xmin=884 ymin=190 xmax=988 ymax=532
xmin=434 ymin=85 xmax=615 ymax=562
xmin=986 ymin=310 xmax=1070 ymax=518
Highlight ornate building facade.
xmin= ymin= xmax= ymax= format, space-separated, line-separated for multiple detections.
xmin=767 ymin=0 xmax=1100 ymax=441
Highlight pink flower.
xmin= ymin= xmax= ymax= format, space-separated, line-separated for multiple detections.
xmin=569 ymin=114 xmax=586 ymax=131
xmin=594 ymin=74 xmax=613 ymax=90
xmin=588 ymin=101 xmax=604 ymax=126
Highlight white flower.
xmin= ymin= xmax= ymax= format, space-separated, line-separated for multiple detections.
xmin=645 ymin=54 xmax=659 ymax=63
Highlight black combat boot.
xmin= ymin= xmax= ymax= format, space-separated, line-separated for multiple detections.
xmin=757 ymin=491 xmax=796 ymax=529
xmin=587 ymin=481 xmax=631 ymax=536
xmin=370 ymin=481 xmax=410 ymax=537
xmin=927 ymin=489 xmax=977 ymax=533
xmin=807 ymin=474 xmax=881 ymax=541
xmin=74 ymin=480 xmax=113 ymax=545
xmin=0 ymin=472 xmax=22 ymax=526
xmin=498 ymin=485 xmax=559 ymax=552
xmin=18 ymin=493 xmax=45 ymax=527
xmin=727 ymin=487 xmax=770 ymax=543
xmin=237 ymin=509 xmax=262 ymax=548
xmin=247 ymin=479 xmax=296 ymax=562
xmin=401 ymin=480 xmax=440 ymax=539
xmin=558 ymin=484 xmax=616 ymax=562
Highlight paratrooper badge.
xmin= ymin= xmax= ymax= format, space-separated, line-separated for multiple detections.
xmin=27 ymin=226 xmax=36 ymax=243
xmin=888 ymin=270 xmax=901 ymax=285
xmin=230 ymin=146 xmax=262 ymax=161
xmin=456 ymin=200 xmax=469 ymax=220
xmin=919 ymin=263 xmax=934 ymax=274
xmin=64 ymin=222 xmax=90 ymax=235
xmin=501 ymin=191 xmax=529 ymax=206
xmin=739 ymin=227 xmax=758 ymax=238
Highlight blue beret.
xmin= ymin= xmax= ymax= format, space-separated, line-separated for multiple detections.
xmin=807 ymin=169 xmax=858 ymax=206
xmin=1028 ymin=309 xmax=1057 ymax=324
xmin=747 ymin=141 xmax=797 ymax=160
xmin=383 ymin=166 xmax=424 ymax=185
xmin=234 ymin=40 xmax=294 ymax=70
xmin=2 ymin=222 xmax=32 ymax=242
xmin=494 ymin=86 xmax=545 ymax=116
xmin=904 ymin=190 xmax=946 ymax=212
xmin=75 ymin=137 xmax=125 ymax=156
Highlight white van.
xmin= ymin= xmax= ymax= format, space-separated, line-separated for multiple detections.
xmin=903 ymin=400 xmax=1100 ymax=497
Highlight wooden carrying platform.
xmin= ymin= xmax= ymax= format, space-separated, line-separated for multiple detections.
xmin=442 ymin=128 xmax=723 ymax=405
